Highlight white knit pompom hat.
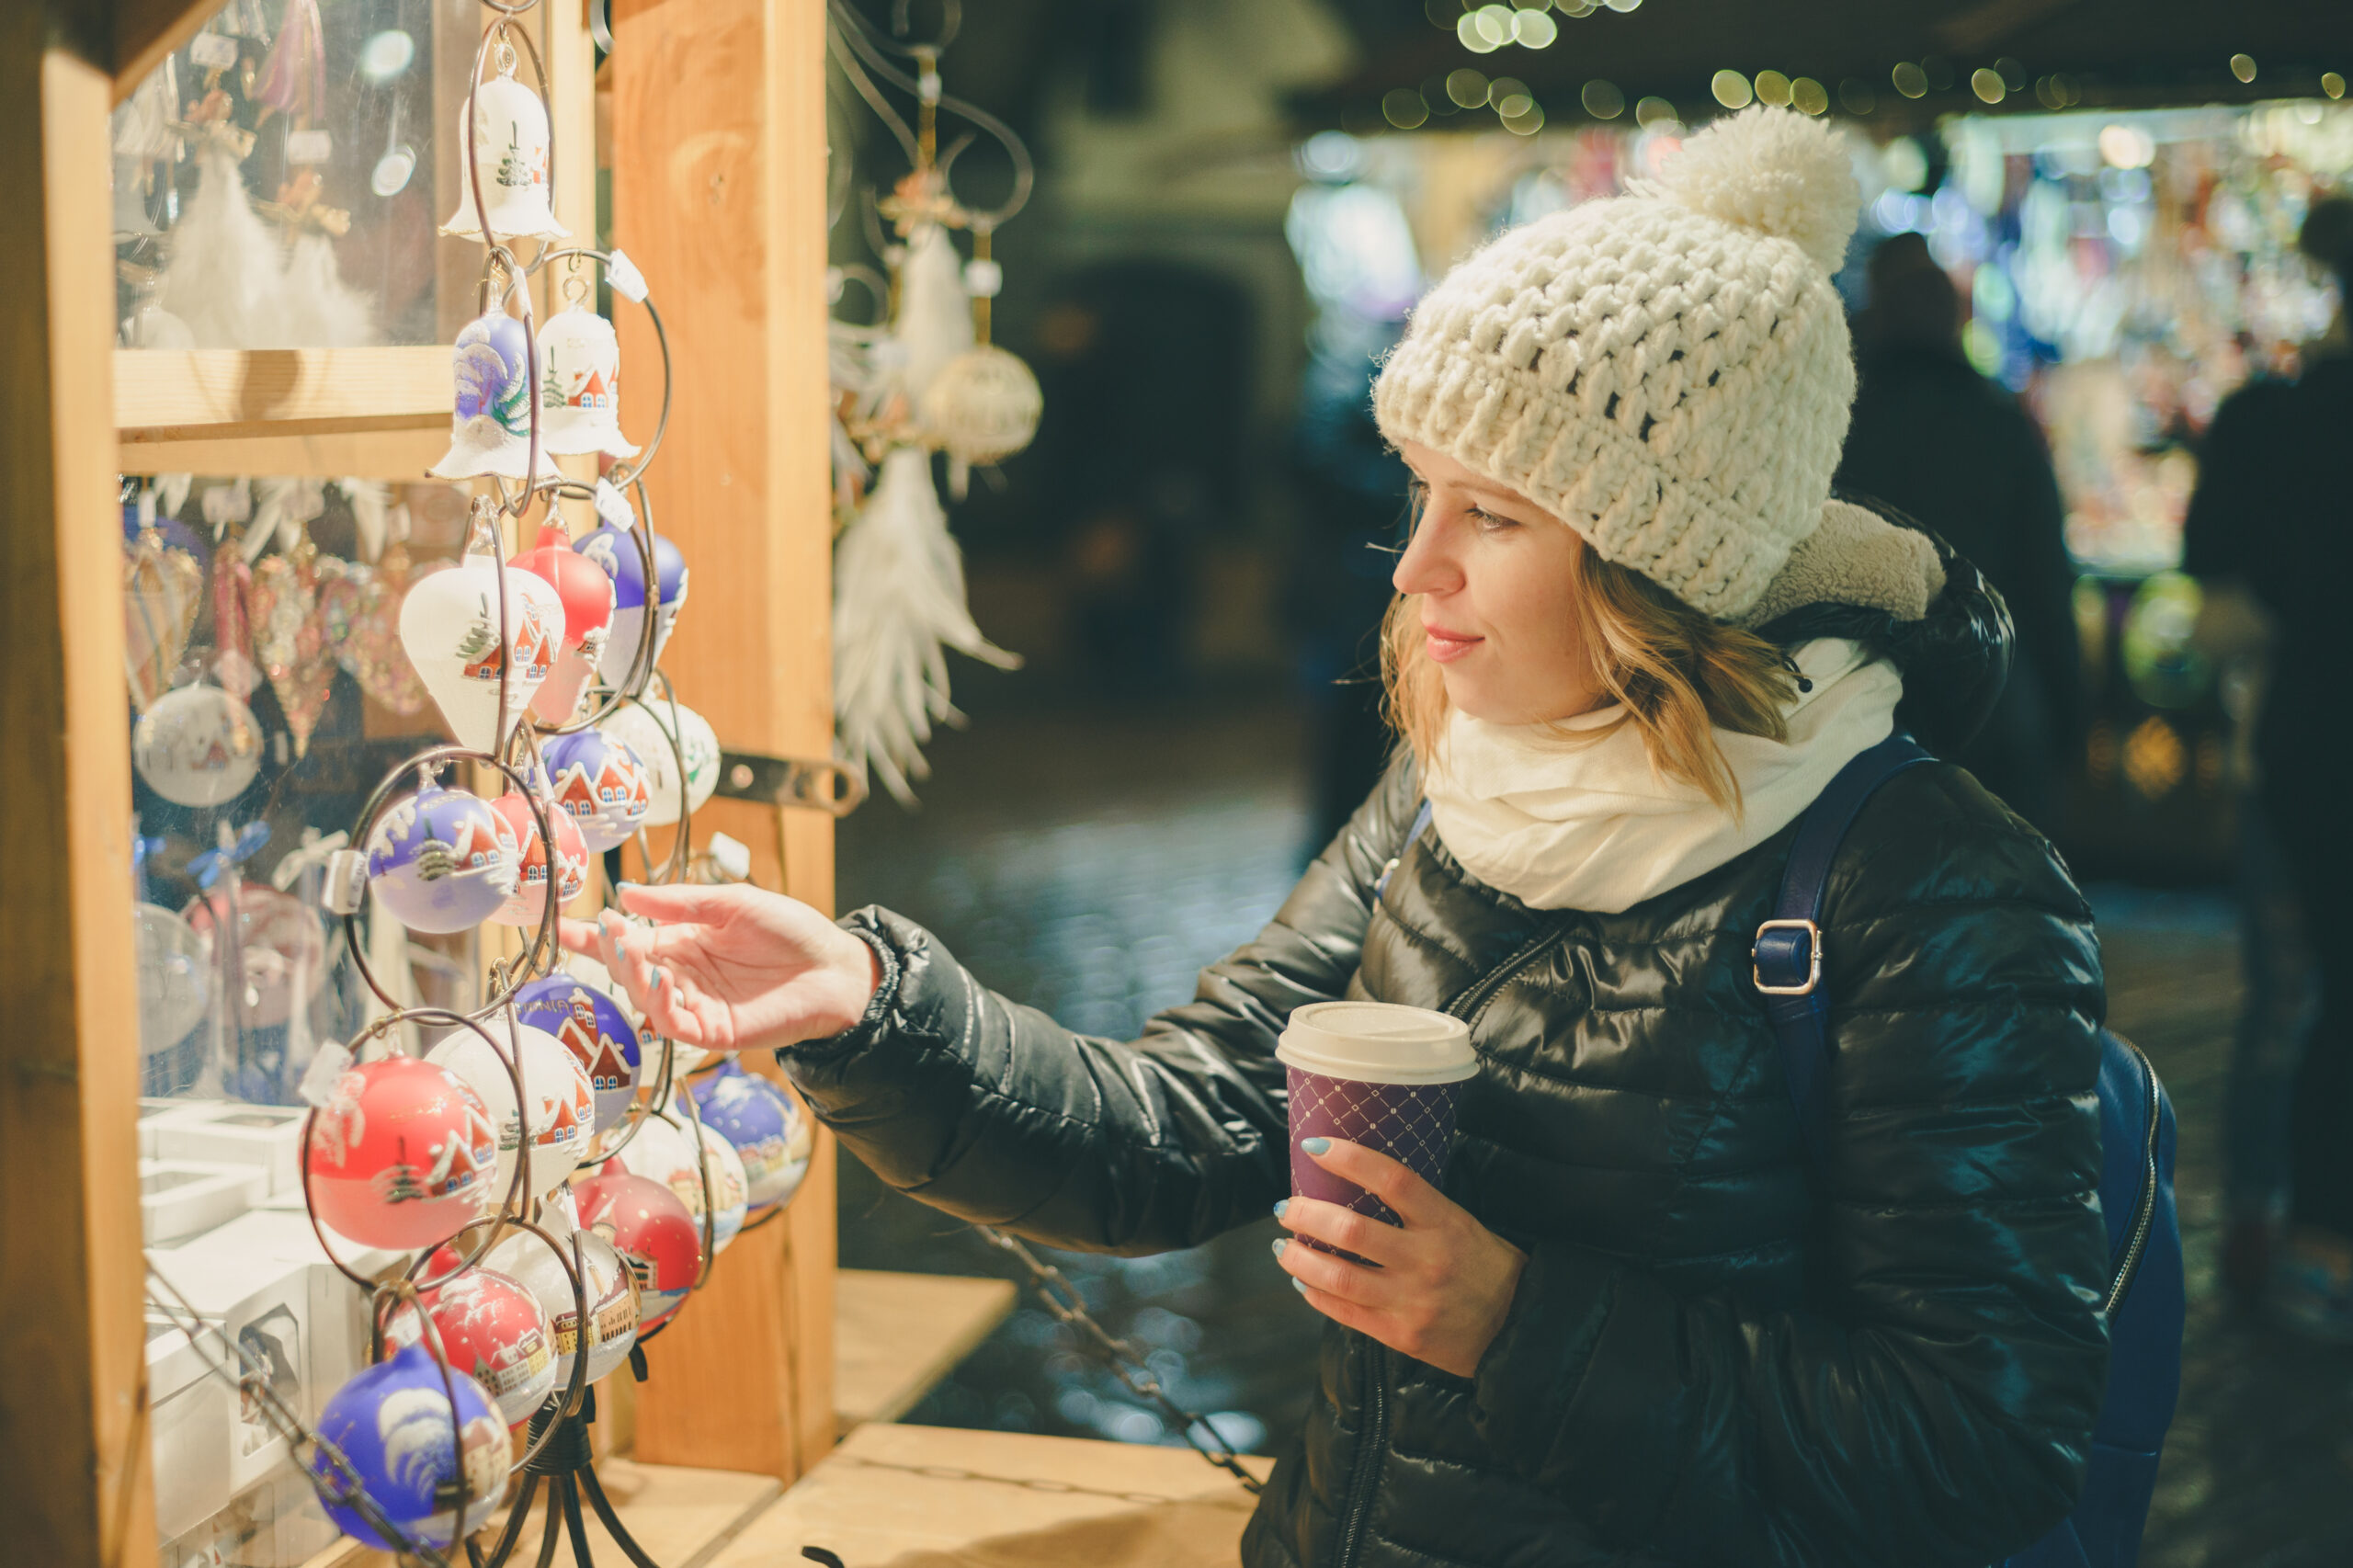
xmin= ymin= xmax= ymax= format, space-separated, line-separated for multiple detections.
xmin=1375 ymin=107 xmax=1898 ymax=623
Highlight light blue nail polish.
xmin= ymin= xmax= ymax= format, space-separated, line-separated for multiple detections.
xmin=1292 ymin=1277 xmax=1308 ymax=1295
xmin=1271 ymin=1199 xmax=1289 ymax=1221
xmin=1301 ymin=1137 xmax=1331 ymax=1155
xmin=1269 ymin=1237 xmax=1288 ymax=1260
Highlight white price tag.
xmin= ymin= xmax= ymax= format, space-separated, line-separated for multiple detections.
xmin=708 ymin=833 xmax=752 ymax=883
xmin=285 ymin=129 xmax=332 ymax=165
xmin=606 ymin=248 xmax=649 ymax=304
xmin=299 ymin=1040 xmax=356 ymax=1108
xmin=189 ymin=33 xmax=238 ymax=70
xmin=594 ymin=477 xmax=635 ymax=528
xmin=319 ymin=848 xmax=368 ymax=915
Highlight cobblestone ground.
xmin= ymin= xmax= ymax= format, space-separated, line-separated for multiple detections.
xmin=834 ymin=697 xmax=2353 ymax=1563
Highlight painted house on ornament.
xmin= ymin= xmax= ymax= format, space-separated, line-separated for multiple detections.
xmin=551 ymin=993 xmax=632 ymax=1095
xmin=572 ymin=366 xmax=614 ymax=411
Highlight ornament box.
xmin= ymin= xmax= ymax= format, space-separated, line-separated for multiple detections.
xmin=145 ymin=1233 xmax=315 ymax=1494
xmin=148 ymin=1101 xmax=307 ymax=1196
xmin=147 ymin=1318 xmax=233 ymax=1540
xmin=138 ymin=1096 xmax=185 ymax=1158
xmin=140 ymin=1158 xmax=267 ymax=1245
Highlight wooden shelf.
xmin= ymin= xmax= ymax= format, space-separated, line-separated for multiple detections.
xmin=709 ymin=1424 xmax=1276 ymax=1568
xmin=114 ymin=347 xmax=450 ymax=443
xmin=293 ymin=1459 xmax=782 ymax=1568
xmin=834 ymin=1268 xmax=1019 ymax=1437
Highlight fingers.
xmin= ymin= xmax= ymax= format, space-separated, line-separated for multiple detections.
xmin=611 ymin=881 xmax=735 ymax=923
xmin=1300 ymin=1140 xmax=1448 ymax=1227
xmin=1271 ymin=1232 xmax=1385 ymax=1308
xmin=1277 ymin=1197 xmax=1406 ymax=1268
xmin=556 ymin=917 xmax=604 ymax=959
xmin=640 ymin=964 xmax=712 ymax=1047
xmin=595 ymin=911 xmax=665 ymax=1015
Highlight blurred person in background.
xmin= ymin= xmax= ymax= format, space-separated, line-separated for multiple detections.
xmin=1835 ymin=232 xmax=2082 ymax=835
xmin=2181 ymin=195 xmax=2353 ymax=1339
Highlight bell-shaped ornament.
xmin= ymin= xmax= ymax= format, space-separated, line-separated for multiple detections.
xmin=365 ymin=778 xmax=521 ymax=935
xmin=536 ymin=307 xmax=639 ymax=459
xmin=431 ymin=312 xmax=563 ymax=483
xmin=515 ymin=523 xmax=615 ymax=723
xmin=438 ymin=62 xmax=568 ymax=244
xmin=576 ymin=520 xmax=688 ymax=688
xmin=396 ymin=535 xmax=564 ymax=751
xmin=539 ymin=727 xmax=652 ymax=853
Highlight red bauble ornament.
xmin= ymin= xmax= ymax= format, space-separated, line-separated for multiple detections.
xmin=306 ymin=1056 xmax=501 ymax=1250
xmin=516 ymin=524 xmax=617 ymax=724
xmin=571 ymin=1169 xmax=702 ymax=1331
xmin=383 ymin=1265 xmax=560 ymax=1427
xmin=486 ymin=786 xmax=590 ymax=926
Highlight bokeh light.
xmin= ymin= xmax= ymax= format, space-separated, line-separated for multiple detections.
xmin=1382 ymin=88 xmax=1430 ymax=131
xmin=1634 ymin=95 xmax=1679 ymax=130
xmin=1581 ymin=79 xmax=1625 ymax=119
xmin=2230 ymin=53 xmax=2257 ymax=84
xmin=1790 ymin=77 xmax=1828 ymax=116
xmin=1893 ymin=62 xmax=1928 ymax=98
xmin=1513 ymin=7 xmax=1558 ymax=49
xmin=1753 ymin=69 xmax=1791 ymax=108
xmin=1972 ymin=68 xmax=2006 ymax=105
xmin=1448 ymin=67 xmax=1492 ymax=108
xmin=1711 ymin=70 xmax=1753 ymax=109
xmin=1839 ymin=77 xmax=1877 ymax=115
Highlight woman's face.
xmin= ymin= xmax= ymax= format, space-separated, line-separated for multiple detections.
xmin=1393 ymin=440 xmax=1604 ymax=726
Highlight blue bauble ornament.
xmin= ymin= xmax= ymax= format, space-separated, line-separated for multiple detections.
xmin=365 ymin=779 xmax=520 ymax=935
xmin=539 ymin=728 xmax=651 ymax=854
xmin=691 ymin=1059 xmax=810 ymax=1214
xmin=308 ymin=1343 xmax=510 ymax=1551
xmin=514 ymin=974 xmax=642 ymax=1131
xmin=574 ymin=523 xmax=688 ymax=687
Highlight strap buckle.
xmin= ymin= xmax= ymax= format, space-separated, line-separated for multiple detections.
xmin=1752 ymin=918 xmax=1824 ymax=996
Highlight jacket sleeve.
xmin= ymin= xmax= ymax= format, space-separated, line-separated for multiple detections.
xmin=1469 ymin=765 xmax=2110 ymax=1568
xmin=777 ymin=758 xmax=1422 ymax=1256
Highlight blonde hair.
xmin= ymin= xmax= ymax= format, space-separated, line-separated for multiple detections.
xmin=1381 ymin=531 xmax=1799 ymax=813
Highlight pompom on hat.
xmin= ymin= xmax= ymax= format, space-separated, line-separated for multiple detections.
xmin=1375 ymin=106 xmax=1939 ymax=624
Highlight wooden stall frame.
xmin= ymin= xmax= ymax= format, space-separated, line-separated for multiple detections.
xmin=3 ymin=1 xmax=840 ymax=1562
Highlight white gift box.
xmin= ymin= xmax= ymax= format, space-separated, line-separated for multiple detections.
xmin=139 ymin=1096 xmax=199 ymax=1158
xmin=141 ymin=1159 xmax=267 ymax=1245
xmin=146 ymin=1235 xmax=313 ymax=1494
xmin=147 ymin=1318 xmax=234 ymax=1540
xmin=151 ymin=1102 xmax=307 ymax=1196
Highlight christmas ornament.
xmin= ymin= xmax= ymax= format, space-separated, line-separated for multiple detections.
xmin=156 ymin=144 xmax=285 ymax=349
xmin=574 ymin=511 xmax=688 ymax=687
xmin=539 ymin=728 xmax=651 ymax=853
xmin=247 ymin=524 xmax=346 ymax=758
xmin=892 ymin=222 xmax=973 ymax=408
xmin=693 ymin=1119 xmax=751 ymax=1255
xmin=135 ymin=902 xmax=210 ymax=1057
xmin=395 ymin=531 xmax=563 ymax=751
xmin=272 ymin=168 xmax=378 ymax=348
xmin=133 ymin=683 xmax=263 ymax=807
xmin=324 ymin=544 xmax=444 ymax=717
xmin=425 ymin=1022 xmax=594 ymax=1199
xmin=365 ymin=778 xmax=519 ymax=935
xmin=486 ymin=778 xmax=588 ymax=927
xmin=513 ymin=975 xmax=642 ymax=1131
xmin=439 ymin=51 xmax=568 ymax=244
xmin=382 ymin=1266 xmax=557 ymax=1428
xmin=597 ymin=699 xmax=718 ymax=828
xmin=483 ymin=1211 xmax=638 ymax=1387
xmin=833 ymin=446 xmax=1018 ymax=805
xmin=691 ymin=1060 xmax=811 ymax=1215
xmin=305 ymin=1055 xmax=500 ymax=1250
xmin=536 ymin=303 xmax=640 ymax=459
xmin=608 ymin=1114 xmax=701 ymax=1225
xmin=429 ymin=311 xmax=562 ymax=483
xmin=308 ymin=1343 xmax=509 ymax=1551
xmin=572 ymin=1170 xmax=701 ymax=1331
xmin=185 ymin=879 xmax=329 ymax=1030
xmin=919 ymin=344 xmax=1042 ymax=493
xmin=514 ymin=524 xmax=615 ymax=724
xmin=124 ymin=528 xmax=203 ymax=712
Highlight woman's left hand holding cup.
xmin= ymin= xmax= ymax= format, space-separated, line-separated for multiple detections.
xmin=1273 ymin=1139 xmax=1528 ymax=1379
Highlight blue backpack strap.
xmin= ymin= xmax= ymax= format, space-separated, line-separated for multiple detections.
xmin=1376 ymin=800 xmax=1436 ymax=897
xmin=1753 ymin=733 xmax=1937 ymax=1150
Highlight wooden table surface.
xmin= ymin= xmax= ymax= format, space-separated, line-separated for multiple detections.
xmin=710 ymin=1423 xmax=1274 ymax=1568
xmin=833 ymin=1269 xmax=1020 ymax=1435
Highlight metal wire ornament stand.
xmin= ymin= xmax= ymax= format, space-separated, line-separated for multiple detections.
xmin=136 ymin=1 xmax=750 ymax=1561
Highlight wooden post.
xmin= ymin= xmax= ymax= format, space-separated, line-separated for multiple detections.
xmin=609 ymin=0 xmax=839 ymax=1480
xmin=0 ymin=6 xmax=158 ymax=1566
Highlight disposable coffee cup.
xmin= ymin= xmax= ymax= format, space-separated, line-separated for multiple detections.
xmin=1277 ymin=1001 xmax=1477 ymax=1249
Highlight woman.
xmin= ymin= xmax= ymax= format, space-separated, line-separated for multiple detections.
xmin=569 ymin=108 xmax=2109 ymax=1568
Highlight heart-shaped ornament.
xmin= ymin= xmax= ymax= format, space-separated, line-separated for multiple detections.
xmin=249 ymin=535 xmax=347 ymax=758
xmin=124 ymin=528 xmax=202 ymax=712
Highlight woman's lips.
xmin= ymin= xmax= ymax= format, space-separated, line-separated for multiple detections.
xmin=1424 ymin=627 xmax=1483 ymax=665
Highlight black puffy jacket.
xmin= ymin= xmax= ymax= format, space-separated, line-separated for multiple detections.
xmin=783 ymin=542 xmax=2111 ymax=1568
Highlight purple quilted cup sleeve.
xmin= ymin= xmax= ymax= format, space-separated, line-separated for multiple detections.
xmin=1287 ymin=1064 xmax=1464 ymax=1256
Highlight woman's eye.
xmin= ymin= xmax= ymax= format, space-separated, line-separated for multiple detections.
xmin=1468 ymin=506 xmax=1517 ymax=533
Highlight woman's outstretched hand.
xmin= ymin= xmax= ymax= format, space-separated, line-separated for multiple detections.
xmin=1273 ymin=1139 xmax=1528 ymax=1379
xmin=557 ymin=883 xmax=881 ymax=1053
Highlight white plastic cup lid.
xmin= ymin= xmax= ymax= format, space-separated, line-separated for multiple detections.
xmin=1276 ymin=1001 xmax=1476 ymax=1085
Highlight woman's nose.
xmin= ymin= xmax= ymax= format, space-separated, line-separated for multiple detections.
xmin=1392 ymin=512 xmax=1461 ymax=598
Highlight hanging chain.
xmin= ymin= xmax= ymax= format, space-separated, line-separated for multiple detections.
xmin=972 ymin=1226 xmax=1262 ymax=1496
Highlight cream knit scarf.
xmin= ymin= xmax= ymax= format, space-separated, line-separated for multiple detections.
xmin=1424 ymin=639 xmax=1901 ymax=915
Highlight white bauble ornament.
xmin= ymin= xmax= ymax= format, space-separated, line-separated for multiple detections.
xmin=919 ymin=345 xmax=1043 ymax=472
xmin=133 ymin=684 xmax=263 ymax=807
xmin=396 ymin=549 xmax=564 ymax=751
xmin=426 ymin=1024 xmax=596 ymax=1200
xmin=598 ymin=700 xmax=719 ymax=827
xmin=135 ymin=903 xmax=210 ymax=1056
